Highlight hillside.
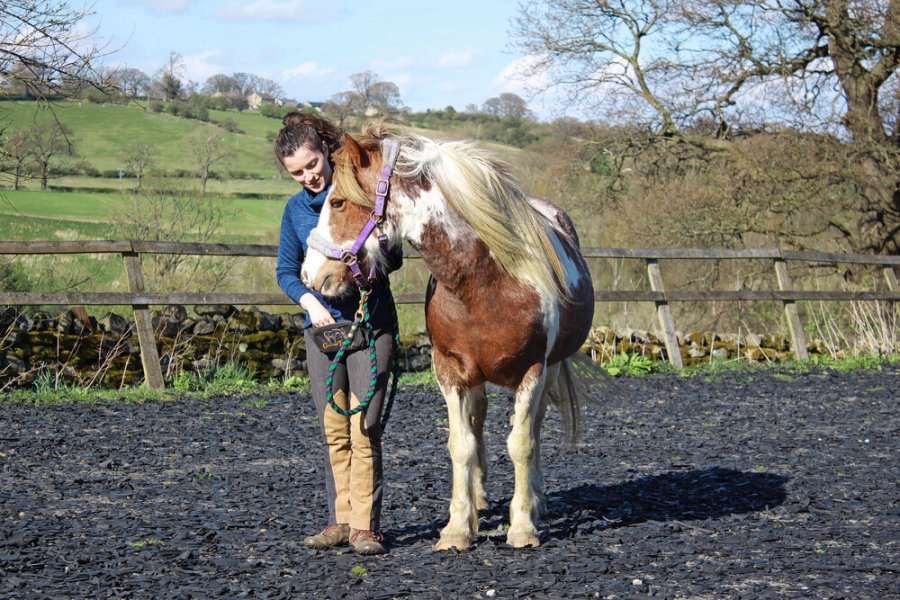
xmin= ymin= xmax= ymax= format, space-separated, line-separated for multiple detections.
xmin=0 ymin=100 xmax=292 ymax=182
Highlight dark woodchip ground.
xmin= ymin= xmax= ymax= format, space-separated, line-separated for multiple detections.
xmin=1 ymin=366 xmax=897 ymax=599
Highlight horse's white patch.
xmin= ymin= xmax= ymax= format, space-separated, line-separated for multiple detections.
xmin=527 ymin=197 xmax=560 ymax=224
xmin=507 ymin=370 xmax=545 ymax=537
xmin=549 ymin=228 xmax=582 ymax=291
xmin=436 ymin=381 xmax=484 ymax=544
xmin=395 ymin=187 xmax=470 ymax=247
xmin=300 ymin=194 xmax=334 ymax=287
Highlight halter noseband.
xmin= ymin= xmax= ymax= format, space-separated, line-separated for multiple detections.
xmin=307 ymin=138 xmax=401 ymax=289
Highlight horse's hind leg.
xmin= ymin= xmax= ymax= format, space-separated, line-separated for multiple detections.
xmin=506 ymin=365 xmax=548 ymax=548
xmin=470 ymin=383 xmax=489 ymax=511
xmin=435 ymin=381 xmax=483 ymax=551
xmin=532 ymin=362 xmax=560 ymax=517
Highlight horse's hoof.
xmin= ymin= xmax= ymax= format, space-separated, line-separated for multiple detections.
xmin=434 ymin=534 xmax=472 ymax=551
xmin=506 ymin=531 xmax=540 ymax=548
xmin=475 ymin=496 xmax=489 ymax=511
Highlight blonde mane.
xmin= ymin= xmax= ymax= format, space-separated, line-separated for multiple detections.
xmin=334 ymin=124 xmax=567 ymax=301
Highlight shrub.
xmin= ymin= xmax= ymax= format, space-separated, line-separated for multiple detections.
xmin=219 ymin=118 xmax=242 ymax=134
xmin=602 ymin=352 xmax=657 ymax=377
xmin=0 ymin=260 xmax=32 ymax=292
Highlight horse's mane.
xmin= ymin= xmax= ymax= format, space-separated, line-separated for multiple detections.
xmin=333 ymin=123 xmax=567 ymax=302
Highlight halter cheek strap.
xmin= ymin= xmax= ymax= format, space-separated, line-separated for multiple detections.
xmin=306 ymin=138 xmax=401 ymax=288
xmin=310 ymin=138 xmax=404 ymax=428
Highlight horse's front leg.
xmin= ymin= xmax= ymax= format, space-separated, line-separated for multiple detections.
xmin=506 ymin=365 xmax=548 ymax=548
xmin=434 ymin=381 xmax=483 ymax=551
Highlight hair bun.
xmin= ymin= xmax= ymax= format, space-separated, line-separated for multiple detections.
xmin=282 ymin=111 xmax=312 ymax=128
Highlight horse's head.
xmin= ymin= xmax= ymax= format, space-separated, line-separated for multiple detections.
xmin=301 ymin=133 xmax=400 ymax=297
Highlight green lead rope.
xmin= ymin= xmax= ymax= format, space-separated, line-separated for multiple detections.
xmin=325 ymin=290 xmax=400 ymax=431
xmin=380 ymin=301 xmax=401 ymax=428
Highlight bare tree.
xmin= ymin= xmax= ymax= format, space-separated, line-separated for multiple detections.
xmin=113 ymin=178 xmax=231 ymax=290
xmin=155 ymin=51 xmax=184 ymax=101
xmin=0 ymin=1 xmax=114 ymax=100
xmin=369 ymin=80 xmax=403 ymax=115
xmin=120 ymin=141 xmax=157 ymax=189
xmin=348 ymin=70 xmax=404 ymax=116
xmin=482 ymin=93 xmax=533 ymax=119
xmin=231 ymin=72 xmax=255 ymax=96
xmin=253 ymin=76 xmax=283 ymax=99
xmin=512 ymin=0 xmax=899 ymax=254
xmin=323 ymin=91 xmax=361 ymax=128
xmin=116 ymin=67 xmax=150 ymax=99
xmin=202 ymin=73 xmax=240 ymax=95
xmin=28 ymin=122 xmax=74 ymax=190
xmin=188 ymin=126 xmax=235 ymax=193
xmin=349 ymin=70 xmax=379 ymax=109
xmin=0 ymin=128 xmax=33 ymax=189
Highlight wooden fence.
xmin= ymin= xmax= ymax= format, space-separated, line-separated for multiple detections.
xmin=1 ymin=240 xmax=898 ymax=390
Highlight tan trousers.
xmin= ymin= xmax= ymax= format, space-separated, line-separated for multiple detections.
xmin=304 ymin=328 xmax=394 ymax=531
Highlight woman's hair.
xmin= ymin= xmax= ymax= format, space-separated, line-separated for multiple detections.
xmin=274 ymin=112 xmax=344 ymax=163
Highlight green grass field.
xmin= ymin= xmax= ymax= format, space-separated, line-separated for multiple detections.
xmin=0 ymin=189 xmax=286 ymax=243
xmin=0 ymin=100 xmax=286 ymax=178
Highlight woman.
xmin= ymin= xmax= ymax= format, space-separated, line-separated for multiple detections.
xmin=275 ymin=112 xmax=401 ymax=555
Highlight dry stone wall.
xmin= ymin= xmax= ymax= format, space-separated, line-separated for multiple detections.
xmin=585 ymin=326 xmax=832 ymax=366
xmin=0 ymin=305 xmax=832 ymax=389
xmin=0 ymin=305 xmax=433 ymax=389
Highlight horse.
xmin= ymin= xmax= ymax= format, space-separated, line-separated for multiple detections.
xmin=300 ymin=124 xmax=595 ymax=550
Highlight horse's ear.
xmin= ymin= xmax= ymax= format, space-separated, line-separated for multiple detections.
xmin=342 ymin=134 xmax=370 ymax=169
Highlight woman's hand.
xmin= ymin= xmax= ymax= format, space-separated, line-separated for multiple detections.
xmin=300 ymin=293 xmax=335 ymax=328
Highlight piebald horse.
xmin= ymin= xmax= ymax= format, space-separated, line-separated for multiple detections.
xmin=301 ymin=125 xmax=595 ymax=550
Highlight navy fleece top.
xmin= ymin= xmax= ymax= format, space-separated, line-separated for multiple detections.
xmin=276 ymin=186 xmax=400 ymax=328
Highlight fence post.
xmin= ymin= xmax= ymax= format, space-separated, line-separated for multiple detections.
xmin=773 ymin=257 xmax=809 ymax=361
xmin=122 ymin=250 xmax=165 ymax=391
xmin=884 ymin=266 xmax=899 ymax=329
xmin=885 ymin=266 xmax=898 ymax=291
xmin=646 ymin=259 xmax=683 ymax=368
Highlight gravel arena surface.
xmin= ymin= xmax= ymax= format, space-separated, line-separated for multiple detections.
xmin=1 ymin=366 xmax=897 ymax=599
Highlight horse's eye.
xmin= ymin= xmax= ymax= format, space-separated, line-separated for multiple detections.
xmin=330 ymin=198 xmax=346 ymax=210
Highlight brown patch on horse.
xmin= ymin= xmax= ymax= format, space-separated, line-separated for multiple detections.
xmin=421 ymin=222 xmax=549 ymax=389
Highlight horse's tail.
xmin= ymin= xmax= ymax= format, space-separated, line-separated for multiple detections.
xmin=549 ymin=351 xmax=614 ymax=445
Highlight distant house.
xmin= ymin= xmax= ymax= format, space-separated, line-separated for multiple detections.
xmin=297 ymin=100 xmax=324 ymax=112
xmin=247 ymin=92 xmax=279 ymax=110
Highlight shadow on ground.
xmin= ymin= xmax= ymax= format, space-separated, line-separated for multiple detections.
xmin=387 ymin=467 xmax=789 ymax=547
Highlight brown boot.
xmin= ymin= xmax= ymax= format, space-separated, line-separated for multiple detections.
xmin=350 ymin=529 xmax=386 ymax=555
xmin=304 ymin=523 xmax=350 ymax=549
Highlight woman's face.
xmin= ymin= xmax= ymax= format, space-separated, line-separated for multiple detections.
xmin=282 ymin=143 xmax=332 ymax=194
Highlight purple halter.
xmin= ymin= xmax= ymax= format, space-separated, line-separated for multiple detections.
xmin=307 ymin=138 xmax=401 ymax=289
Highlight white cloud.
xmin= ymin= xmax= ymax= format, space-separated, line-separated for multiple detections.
xmin=281 ymin=61 xmax=333 ymax=80
xmin=182 ymin=50 xmax=225 ymax=83
xmin=372 ymin=51 xmax=476 ymax=75
xmin=492 ymin=55 xmax=593 ymax=121
xmin=216 ymin=0 xmax=344 ymax=22
xmin=390 ymin=73 xmax=412 ymax=87
xmin=493 ymin=55 xmax=550 ymax=95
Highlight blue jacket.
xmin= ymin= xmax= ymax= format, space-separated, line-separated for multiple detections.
xmin=276 ymin=186 xmax=400 ymax=328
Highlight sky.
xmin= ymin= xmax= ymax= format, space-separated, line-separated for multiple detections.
xmin=85 ymin=0 xmax=563 ymax=119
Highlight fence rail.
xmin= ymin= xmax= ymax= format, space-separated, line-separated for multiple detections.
xmin=2 ymin=240 xmax=897 ymax=389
